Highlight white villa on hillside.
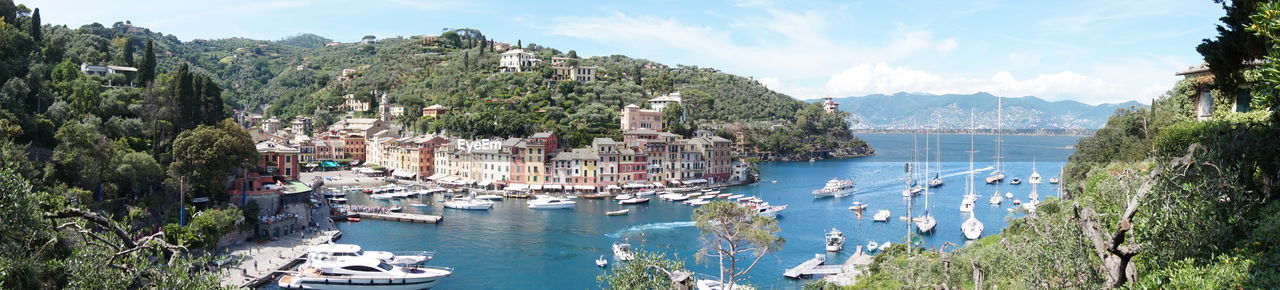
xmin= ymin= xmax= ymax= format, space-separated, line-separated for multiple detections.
xmin=649 ymin=92 xmax=682 ymax=111
xmin=500 ymin=49 xmax=541 ymax=73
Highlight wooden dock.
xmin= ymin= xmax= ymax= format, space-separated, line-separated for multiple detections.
xmin=783 ymin=246 xmax=874 ymax=279
xmin=356 ymin=212 xmax=443 ymax=223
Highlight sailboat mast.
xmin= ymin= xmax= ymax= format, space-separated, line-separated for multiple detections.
xmin=968 ymin=110 xmax=976 ymax=197
xmin=923 ymin=130 xmax=929 ymax=208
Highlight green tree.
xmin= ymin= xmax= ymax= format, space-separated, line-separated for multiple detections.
xmin=114 ymin=151 xmax=163 ymax=197
xmin=168 ymin=119 xmax=257 ymax=203
xmin=692 ymin=200 xmax=784 ymax=288
xmin=1197 ymin=0 xmax=1270 ymax=97
xmin=27 ymin=7 xmax=38 ymax=42
xmin=597 ymin=250 xmax=691 ymax=290
xmin=138 ymin=39 xmax=155 ymax=85
xmin=53 ymin=119 xmax=114 ymax=192
xmin=120 ymin=37 xmax=134 ymax=67
xmin=0 ymin=0 xmax=14 ymax=25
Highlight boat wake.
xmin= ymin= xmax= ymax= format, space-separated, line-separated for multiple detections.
xmin=605 ymin=221 xmax=696 ymax=238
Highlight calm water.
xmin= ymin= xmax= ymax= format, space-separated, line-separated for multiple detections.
xmin=301 ymin=134 xmax=1080 ymax=289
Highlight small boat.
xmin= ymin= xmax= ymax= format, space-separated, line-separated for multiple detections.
xmin=1049 ymin=177 xmax=1060 ymax=184
xmin=615 ymin=194 xmax=634 ymax=200
xmin=716 ymin=193 xmax=733 ymax=198
xmin=443 ymin=198 xmax=494 ymax=210
xmin=962 ymin=214 xmax=984 ymax=240
xmin=474 ymin=194 xmax=504 ymax=200
xmin=388 ymin=206 xmax=402 ymax=212
xmin=915 ymin=211 xmax=937 ymax=234
xmin=528 ymin=196 xmax=577 ymax=209
xmin=872 ymin=210 xmax=891 ymax=222
xmin=866 ymin=241 xmax=879 ymax=252
xmin=686 ymin=199 xmax=711 ymax=206
xmin=662 ymin=193 xmax=689 ymax=201
xmin=727 ymin=194 xmax=744 ymax=200
xmin=771 ymin=180 xmax=778 ymax=183
xmin=612 ymin=243 xmax=635 ymax=261
xmin=618 ymin=197 xmax=651 ymax=205
xmin=1010 ymin=178 xmax=1022 ymax=185
xmin=410 ymin=203 xmax=430 ymax=207
xmin=605 ymin=209 xmax=630 ymax=216
xmin=1013 ymin=199 xmax=1022 ymax=205
xmin=596 ymin=255 xmax=608 ymax=267
xmin=735 ymin=196 xmax=757 ymax=202
xmin=329 ymin=198 xmax=348 ymax=203
xmin=879 ymin=241 xmax=892 ymax=251
xmin=346 ymin=217 xmax=361 ymax=222
xmin=825 ymin=228 xmax=845 ymax=252
xmin=1004 ymin=192 xmax=1013 ymax=199
xmin=813 ymin=178 xmax=856 ymax=198
xmin=988 ymin=194 xmax=1003 ymax=205
xmin=635 ymin=190 xmax=657 ymax=196
xmin=848 ymin=201 xmax=868 ymax=212
xmin=582 ymin=193 xmax=608 ymax=199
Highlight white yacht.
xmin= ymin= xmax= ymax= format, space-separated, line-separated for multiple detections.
xmin=866 ymin=241 xmax=880 ymax=252
xmin=745 ymin=201 xmax=787 ymax=217
xmin=872 ymin=210 xmax=891 ymax=222
xmin=988 ymin=193 xmax=1003 ymax=205
xmin=306 ymin=244 xmax=432 ymax=266
xmin=811 ymin=178 xmax=855 ymax=198
xmin=825 ymin=228 xmax=845 ymax=252
xmin=527 ymin=196 xmax=576 ymax=209
xmin=443 ymin=198 xmax=494 ymax=210
xmin=660 ymin=193 xmax=688 ymax=201
xmin=615 ymin=194 xmax=634 ymax=200
xmin=474 ymin=194 xmax=503 ymax=200
xmin=962 ymin=213 xmax=984 ymax=240
xmin=278 ymin=257 xmax=452 ymax=290
xmin=612 ymin=243 xmax=635 ymax=261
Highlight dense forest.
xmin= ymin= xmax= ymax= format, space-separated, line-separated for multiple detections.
xmin=813 ymin=1 xmax=1280 ymax=288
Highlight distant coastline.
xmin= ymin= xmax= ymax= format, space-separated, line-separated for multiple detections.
xmin=852 ymin=129 xmax=1096 ymax=137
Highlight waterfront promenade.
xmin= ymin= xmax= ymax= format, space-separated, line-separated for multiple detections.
xmin=218 ymin=229 xmax=341 ymax=288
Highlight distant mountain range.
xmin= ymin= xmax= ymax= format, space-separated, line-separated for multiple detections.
xmin=817 ymin=92 xmax=1145 ymax=132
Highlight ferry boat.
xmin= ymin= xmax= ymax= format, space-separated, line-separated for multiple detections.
xmin=824 ymin=229 xmax=845 ymax=252
xmin=278 ymin=257 xmax=452 ymax=290
xmin=527 ymin=196 xmax=576 ymax=209
xmin=612 ymin=243 xmax=635 ymax=261
xmin=811 ymin=178 xmax=855 ymax=198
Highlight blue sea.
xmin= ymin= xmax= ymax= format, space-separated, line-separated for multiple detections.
xmin=301 ymin=134 xmax=1080 ymax=289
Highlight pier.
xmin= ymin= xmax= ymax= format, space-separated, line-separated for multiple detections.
xmin=357 ymin=212 xmax=443 ymax=223
xmin=783 ymin=246 xmax=874 ymax=280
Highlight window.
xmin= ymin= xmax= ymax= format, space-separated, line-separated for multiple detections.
xmin=342 ymin=266 xmax=381 ymax=272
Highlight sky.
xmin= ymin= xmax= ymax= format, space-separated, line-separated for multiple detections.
xmin=30 ymin=0 xmax=1226 ymax=104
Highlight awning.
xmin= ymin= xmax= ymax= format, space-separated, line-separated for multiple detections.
xmin=478 ymin=180 xmax=494 ymax=186
xmin=440 ymin=176 xmax=460 ymax=182
xmin=427 ymin=173 xmax=447 ymax=180
xmin=393 ymin=171 xmax=416 ymax=178
xmin=686 ymin=179 xmax=708 ymax=184
xmin=605 ymin=185 xmax=621 ymax=190
xmin=507 ymin=183 xmax=529 ymax=191
xmin=544 ymin=184 xmax=563 ymax=190
xmin=530 ymin=184 xmax=544 ymax=190
xmin=573 ymin=185 xmax=595 ymax=191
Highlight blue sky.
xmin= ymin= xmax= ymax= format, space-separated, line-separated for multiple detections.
xmin=32 ymin=0 xmax=1224 ymax=104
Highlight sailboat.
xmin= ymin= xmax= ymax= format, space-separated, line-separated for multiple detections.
xmin=985 ymin=96 xmax=1006 ymax=184
xmin=929 ymin=133 xmax=944 ymax=188
xmin=962 ymin=110 xmax=984 ymax=240
xmin=915 ymin=132 xmax=937 ymax=234
xmin=902 ymin=130 xmax=924 ymax=197
xmin=1029 ymin=157 xmax=1043 ymax=185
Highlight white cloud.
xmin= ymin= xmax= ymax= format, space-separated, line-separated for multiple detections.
xmin=825 ymin=62 xmax=1173 ymax=105
xmin=757 ymin=77 xmax=782 ymax=90
xmin=548 ymin=11 xmax=956 ymax=87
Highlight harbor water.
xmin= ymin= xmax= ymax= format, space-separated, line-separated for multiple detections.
xmin=286 ymin=133 xmax=1081 ymax=289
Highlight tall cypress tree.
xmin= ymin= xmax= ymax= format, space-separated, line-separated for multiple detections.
xmin=122 ymin=38 xmax=135 ymax=67
xmin=201 ymin=76 xmax=224 ymax=125
xmin=29 ymin=8 xmax=40 ymax=42
xmin=139 ymin=40 xmax=156 ymax=85
xmin=172 ymin=64 xmax=195 ymax=129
